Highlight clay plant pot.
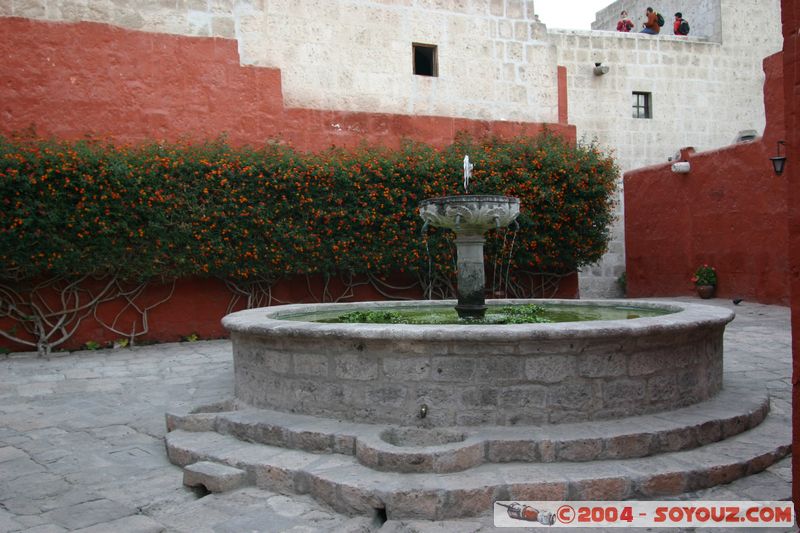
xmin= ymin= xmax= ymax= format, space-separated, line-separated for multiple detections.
xmin=696 ymin=284 xmax=716 ymax=299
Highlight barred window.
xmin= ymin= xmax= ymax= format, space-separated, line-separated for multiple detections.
xmin=633 ymin=91 xmax=652 ymax=119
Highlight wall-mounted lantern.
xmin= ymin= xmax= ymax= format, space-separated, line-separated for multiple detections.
xmin=671 ymin=161 xmax=691 ymax=174
xmin=670 ymin=147 xmax=695 ymax=173
xmin=770 ymin=140 xmax=787 ymax=175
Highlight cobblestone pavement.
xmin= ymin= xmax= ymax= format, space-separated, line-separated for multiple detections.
xmin=0 ymin=299 xmax=796 ymax=532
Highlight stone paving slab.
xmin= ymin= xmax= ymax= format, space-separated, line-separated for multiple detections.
xmin=0 ymin=298 xmax=796 ymax=532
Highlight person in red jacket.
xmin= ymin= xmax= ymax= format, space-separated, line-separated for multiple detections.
xmin=616 ymin=10 xmax=634 ymax=32
xmin=641 ymin=7 xmax=660 ymax=35
xmin=673 ymin=12 xmax=689 ymax=35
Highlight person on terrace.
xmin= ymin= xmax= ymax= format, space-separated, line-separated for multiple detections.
xmin=673 ymin=12 xmax=690 ymax=35
xmin=616 ymin=10 xmax=634 ymax=32
xmin=641 ymin=7 xmax=660 ymax=35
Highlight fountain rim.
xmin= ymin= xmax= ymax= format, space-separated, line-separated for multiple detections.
xmin=222 ymin=298 xmax=734 ymax=341
xmin=418 ymin=194 xmax=520 ymax=208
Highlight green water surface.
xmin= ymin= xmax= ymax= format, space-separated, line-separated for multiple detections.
xmin=281 ymin=303 xmax=672 ymax=325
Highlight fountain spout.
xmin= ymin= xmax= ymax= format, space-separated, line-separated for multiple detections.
xmin=463 ymin=155 xmax=473 ymax=194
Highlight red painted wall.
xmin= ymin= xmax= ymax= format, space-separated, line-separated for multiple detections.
xmin=0 ymin=17 xmax=574 ymax=150
xmin=0 ymin=273 xmax=579 ymax=352
xmin=624 ymin=53 xmax=789 ymax=305
xmin=781 ymin=0 xmax=800 ymax=520
xmin=557 ymin=66 xmax=569 ymax=124
xmin=0 ymin=17 xmax=579 ymax=352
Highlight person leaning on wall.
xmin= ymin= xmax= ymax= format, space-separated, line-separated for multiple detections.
xmin=641 ymin=7 xmax=660 ymax=35
xmin=617 ymin=10 xmax=634 ymax=32
xmin=673 ymin=12 xmax=690 ymax=35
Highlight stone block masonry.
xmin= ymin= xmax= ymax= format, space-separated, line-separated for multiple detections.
xmin=225 ymin=299 xmax=733 ymax=426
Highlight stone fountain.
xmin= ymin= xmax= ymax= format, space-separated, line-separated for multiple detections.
xmin=419 ymin=156 xmax=519 ymax=318
xmin=164 ymin=155 xmax=788 ymax=521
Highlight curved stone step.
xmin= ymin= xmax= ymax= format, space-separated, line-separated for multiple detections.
xmin=165 ymin=411 xmax=790 ymax=520
xmin=165 ymin=378 xmax=769 ymax=473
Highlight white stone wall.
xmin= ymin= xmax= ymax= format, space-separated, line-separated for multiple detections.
xmin=570 ymin=0 xmax=781 ymax=296
xmin=0 ymin=0 xmax=561 ymax=124
xmin=1 ymin=0 xmax=784 ymax=296
xmin=592 ymin=0 xmax=721 ymax=41
xmin=250 ymin=0 xmax=560 ymax=122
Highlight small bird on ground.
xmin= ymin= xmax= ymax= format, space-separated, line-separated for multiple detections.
xmin=733 ymin=299 xmax=743 ymax=305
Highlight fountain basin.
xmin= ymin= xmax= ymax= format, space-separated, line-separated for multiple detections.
xmin=223 ymin=299 xmax=733 ymax=427
xmin=418 ymin=195 xmax=520 ymax=232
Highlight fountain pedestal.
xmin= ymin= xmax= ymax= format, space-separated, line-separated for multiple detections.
xmin=453 ymin=233 xmax=487 ymax=318
xmin=419 ymin=194 xmax=520 ymax=319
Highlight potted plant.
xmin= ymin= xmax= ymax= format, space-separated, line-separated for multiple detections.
xmin=692 ymin=264 xmax=717 ymax=299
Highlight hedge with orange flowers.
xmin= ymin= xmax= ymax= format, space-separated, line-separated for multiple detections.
xmin=0 ymin=133 xmax=617 ymax=286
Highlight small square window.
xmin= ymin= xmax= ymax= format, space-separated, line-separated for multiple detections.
xmin=633 ymin=91 xmax=652 ymax=119
xmin=413 ymin=43 xmax=438 ymax=77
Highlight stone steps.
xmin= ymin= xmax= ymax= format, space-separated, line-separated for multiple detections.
xmin=166 ymin=379 xmax=769 ymax=473
xmin=183 ymin=460 xmax=248 ymax=493
xmin=165 ymin=411 xmax=790 ymax=520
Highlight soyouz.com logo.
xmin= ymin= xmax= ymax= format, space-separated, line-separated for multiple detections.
xmin=493 ymin=501 xmax=794 ymax=528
